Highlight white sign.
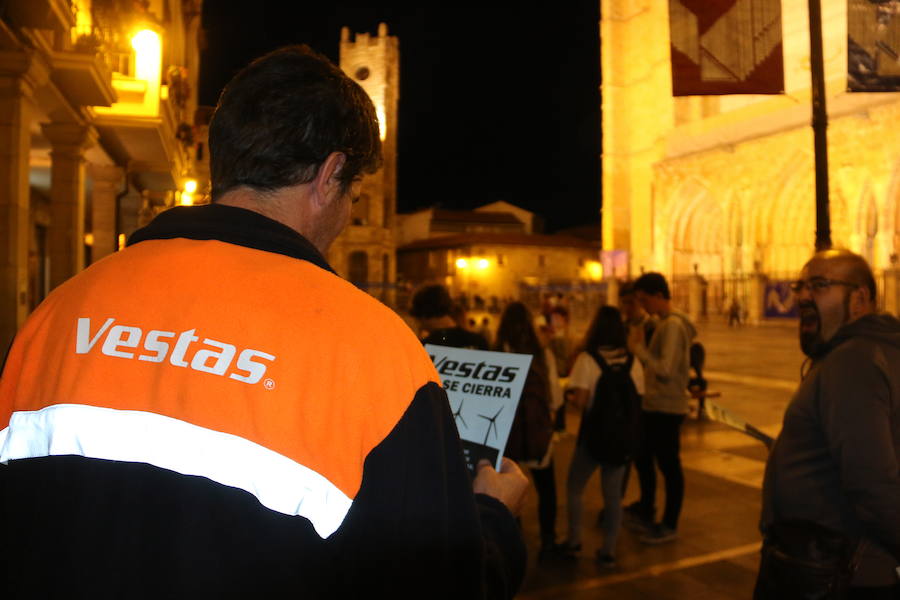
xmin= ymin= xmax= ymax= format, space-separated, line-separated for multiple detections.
xmin=426 ymin=344 xmax=533 ymax=473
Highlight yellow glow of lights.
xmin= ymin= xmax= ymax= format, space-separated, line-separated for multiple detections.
xmin=376 ymin=106 xmax=386 ymax=141
xmin=84 ymin=233 xmax=94 ymax=247
xmin=457 ymin=257 xmax=490 ymax=271
xmin=131 ymin=29 xmax=161 ymax=83
xmin=586 ymin=261 xmax=603 ymax=281
xmin=75 ymin=0 xmax=92 ymax=32
xmin=180 ymin=192 xmax=194 ymax=206
xmin=184 ymin=179 xmax=198 ymax=194
xmin=117 ymin=234 xmax=126 ymax=251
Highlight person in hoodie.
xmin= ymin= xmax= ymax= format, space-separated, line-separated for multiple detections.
xmin=625 ymin=272 xmax=697 ymax=544
xmin=755 ymin=249 xmax=900 ymax=599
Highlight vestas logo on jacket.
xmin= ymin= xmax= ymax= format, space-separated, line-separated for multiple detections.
xmin=76 ymin=317 xmax=275 ymax=384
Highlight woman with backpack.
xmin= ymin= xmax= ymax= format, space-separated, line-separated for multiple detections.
xmin=494 ymin=302 xmax=564 ymax=561
xmin=562 ymin=305 xmax=644 ymax=567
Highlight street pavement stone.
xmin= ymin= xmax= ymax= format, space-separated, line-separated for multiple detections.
xmin=516 ymin=319 xmax=803 ymax=599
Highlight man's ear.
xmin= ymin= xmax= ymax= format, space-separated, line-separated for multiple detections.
xmin=849 ymin=285 xmax=873 ymax=318
xmin=311 ymin=152 xmax=347 ymax=208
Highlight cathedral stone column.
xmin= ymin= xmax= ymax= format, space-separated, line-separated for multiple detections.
xmin=42 ymin=122 xmax=97 ymax=290
xmin=88 ymin=164 xmax=124 ymax=262
xmin=688 ymin=272 xmax=703 ymax=322
xmin=0 ymin=53 xmax=48 ymax=351
xmin=605 ymin=276 xmax=619 ymax=307
xmin=883 ymin=268 xmax=900 ymax=317
xmin=747 ymin=272 xmax=766 ymax=325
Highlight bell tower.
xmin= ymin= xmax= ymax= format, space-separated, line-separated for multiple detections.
xmin=331 ymin=22 xmax=399 ymax=305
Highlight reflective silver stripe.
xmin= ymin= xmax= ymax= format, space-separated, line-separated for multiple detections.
xmin=0 ymin=404 xmax=352 ymax=538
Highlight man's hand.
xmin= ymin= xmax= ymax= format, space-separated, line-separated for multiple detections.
xmin=473 ymin=458 xmax=529 ymax=517
xmin=627 ymin=324 xmax=645 ymax=355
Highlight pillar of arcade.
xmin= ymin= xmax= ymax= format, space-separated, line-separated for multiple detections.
xmin=89 ymin=164 xmax=124 ymax=262
xmin=0 ymin=52 xmax=48 ymax=351
xmin=42 ymin=122 xmax=97 ymax=290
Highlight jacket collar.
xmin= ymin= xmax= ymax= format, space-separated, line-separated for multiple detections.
xmin=127 ymin=203 xmax=335 ymax=274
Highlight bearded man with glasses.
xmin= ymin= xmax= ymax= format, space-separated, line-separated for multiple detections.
xmin=755 ymin=249 xmax=900 ymax=599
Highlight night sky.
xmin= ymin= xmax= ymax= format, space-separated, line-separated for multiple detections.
xmin=199 ymin=2 xmax=601 ymax=233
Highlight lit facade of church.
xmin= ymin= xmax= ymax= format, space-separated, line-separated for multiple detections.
xmin=602 ymin=0 xmax=900 ymax=320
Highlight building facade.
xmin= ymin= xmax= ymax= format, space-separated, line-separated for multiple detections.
xmin=397 ymin=204 xmax=603 ymax=328
xmin=602 ymin=0 xmax=900 ymax=321
xmin=329 ymin=23 xmax=399 ymax=305
xmin=1 ymin=0 xmax=204 ymax=351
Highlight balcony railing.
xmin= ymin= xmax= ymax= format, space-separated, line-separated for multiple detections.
xmin=72 ymin=22 xmax=132 ymax=76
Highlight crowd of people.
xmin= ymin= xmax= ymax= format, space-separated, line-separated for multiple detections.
xmin=2 ymin=41 xmax=899 ymax=600
xmin=408 ymin=272 xmax=698 ymax=570
xmin=408 ymin=249 xmax=900 ymax=599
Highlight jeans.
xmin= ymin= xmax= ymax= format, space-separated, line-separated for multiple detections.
xmin=634 ymin=410 xmax=685 ymax=530
xmin=530 ymin=458 xmax=558 ymax=545
xmin=565 ymin=442 xmax=626 ymax=556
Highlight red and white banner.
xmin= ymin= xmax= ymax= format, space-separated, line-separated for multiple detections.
xmin=669 ymin=0 xmax=784 ymax=96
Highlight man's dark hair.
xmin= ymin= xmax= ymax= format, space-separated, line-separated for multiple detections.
xmin=410 ymin=284 xmax=455 ymax=320
xmin=618 ymin=281 xmax=635 ymax=297
xmin=633 ymin=272 xmax=671 ymax=300
xmin=208 ymin=45 xmax=382 ymax=200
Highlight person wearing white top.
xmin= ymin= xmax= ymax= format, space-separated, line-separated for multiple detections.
xmin=562 ymin=306 xmax=644 ymax=568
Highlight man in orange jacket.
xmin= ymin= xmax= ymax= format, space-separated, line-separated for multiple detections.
xmin=0 ymin=45 xmax=528 ymax=599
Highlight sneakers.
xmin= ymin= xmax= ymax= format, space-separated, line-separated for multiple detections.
xmin=623 ymin=502 xmax=654 ymax=533
xmin=639 ymin=523 xmax=678 ymax=545
xmin=560 ymin=542 xmax=581 ymax=560
xmin=595 ymin=551 xmax=616 ymax=570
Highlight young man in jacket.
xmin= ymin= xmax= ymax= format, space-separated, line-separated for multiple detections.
xmin=755 ymin=249 xmax=900 ymax=598
xmin=626 ymin=272 xmax=696 ymax=544
xmin=0 ymin=45 xmax=528 ymax=599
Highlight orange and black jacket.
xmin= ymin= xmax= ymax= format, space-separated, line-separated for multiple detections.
xmin=0 ymin=204 xmax=525 ymax=598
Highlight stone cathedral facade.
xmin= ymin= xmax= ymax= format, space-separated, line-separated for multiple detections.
xmin=602 ymin=0 xmax=900 ymax=320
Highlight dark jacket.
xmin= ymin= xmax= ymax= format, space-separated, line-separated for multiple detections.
xmin=0 ymin=204 xmax=525 ymax=599
xmin=761 ymin=313 xmax=900 ymax=587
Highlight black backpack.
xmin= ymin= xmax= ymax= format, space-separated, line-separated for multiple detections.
xmin=577 ymin=350 xmax=640 ymax=465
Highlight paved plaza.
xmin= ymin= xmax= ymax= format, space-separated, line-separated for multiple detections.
xmin=516 ymin=319 xmax=804 ymax=599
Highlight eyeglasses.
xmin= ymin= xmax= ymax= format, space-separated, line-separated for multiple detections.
xmin=789 ymin=278 xmax=859 ymax=294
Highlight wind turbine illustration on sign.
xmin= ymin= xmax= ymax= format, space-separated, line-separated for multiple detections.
xmin=478 ymin=406 xmax=503 ymax=445
xmin=452 ymin=398 xmax=467 ymax=429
